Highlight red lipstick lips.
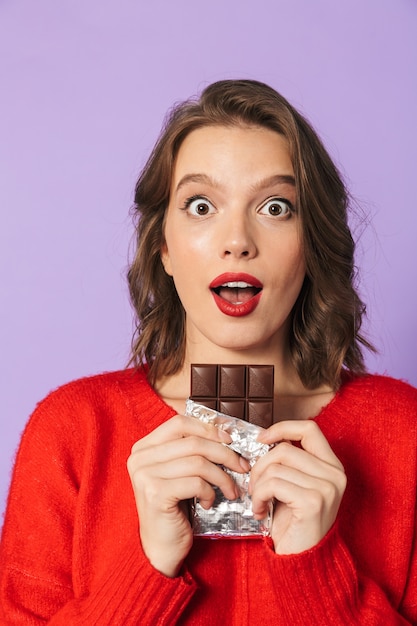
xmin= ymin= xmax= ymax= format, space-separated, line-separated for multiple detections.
xmin=209 ymin=273 xmax=263 ymax=317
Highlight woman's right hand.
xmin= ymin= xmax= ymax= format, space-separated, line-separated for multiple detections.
xmin=127 ymin=414 xmax=250 ymax=578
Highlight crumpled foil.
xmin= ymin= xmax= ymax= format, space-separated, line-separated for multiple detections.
xmin=185 ymin=399 xmax=273 ymax=538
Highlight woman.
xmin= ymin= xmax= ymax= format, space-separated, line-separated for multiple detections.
xmin=1 ymin=80 xmax=416 ymax=624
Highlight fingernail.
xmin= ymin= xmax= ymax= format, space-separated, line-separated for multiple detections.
xmin=231 ymin=485 xmax=240 ymax=500
xmin=218 ymin=428 xmax=232 ymax=443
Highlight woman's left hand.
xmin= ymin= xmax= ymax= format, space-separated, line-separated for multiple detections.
xmin=250 ymin=420 xmax=347 ymax=555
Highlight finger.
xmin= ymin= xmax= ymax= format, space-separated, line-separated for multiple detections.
xmin=131 ymin=436 xmax=250 ymax=474
xmin=137 ymin=456 xmax=241 ymax=502
xmin=250 ymin=473 xmax=337 ymax=520
xmin=132 ymin=414 xmax=232 ymax=452
xmin=250 ymin=441 xmax=344 ymax=485
xmin=257 ymin=420 xmax=343 ymax=469
xmin=140 ymin=475 xmax=220 ymax=511
xmin=251 ymin=461 xmax=341 ymax=502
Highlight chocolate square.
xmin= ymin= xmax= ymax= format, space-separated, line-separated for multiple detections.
xmin=190 ymin=364 xmax=218 ymax=397
xmin=219 ymin=365 xmax=246 ymax=398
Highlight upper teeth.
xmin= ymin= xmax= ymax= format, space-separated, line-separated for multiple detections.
xmin=222 ymin=281 xmax=252 ymax=288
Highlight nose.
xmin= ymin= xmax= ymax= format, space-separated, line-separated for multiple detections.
xmin=219 ymin=212 xmax=257 ymax=259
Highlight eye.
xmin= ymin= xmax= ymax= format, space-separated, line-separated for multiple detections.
xmin=183 ymin=195 xmax=216 ymax=217
xmin=259 ymin=197 xmax=293 ymax=218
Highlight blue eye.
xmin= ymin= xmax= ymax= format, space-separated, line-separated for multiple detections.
xmin=260 ymin=198 xmax=293 ymax=217
xmin=183 ymin=196 xmax=216 ymax=216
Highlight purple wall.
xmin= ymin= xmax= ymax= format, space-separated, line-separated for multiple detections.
xmin=1 ymin=0 xmax=416 ymax=520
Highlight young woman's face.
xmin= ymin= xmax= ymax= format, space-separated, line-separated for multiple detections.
xmin=162 ymin=124 xmax=306 ymax=362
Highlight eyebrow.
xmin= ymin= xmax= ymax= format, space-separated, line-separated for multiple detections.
xmin=249 ymin=174 xmax=296 ymax=192
xmin=175 ymin=173 xmax=296 ymax=194
xmin=175 ymin=173 xmax=218 ymax=193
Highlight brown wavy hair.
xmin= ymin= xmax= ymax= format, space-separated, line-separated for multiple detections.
xmin=127 ymin=79 xmax=373 ymax=389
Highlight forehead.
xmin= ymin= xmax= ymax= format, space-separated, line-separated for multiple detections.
xmin=172 ymin=124 xmax=293 ymax=186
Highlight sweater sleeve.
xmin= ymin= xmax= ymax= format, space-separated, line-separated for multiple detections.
xmin=263 ymin=523 xmax=417 ymax=625
xmin=0 ymin=381 xmax=197 ymax=625
xmin=1 ymin=535 xmax=196 ymax=625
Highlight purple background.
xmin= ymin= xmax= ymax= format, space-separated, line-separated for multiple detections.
xmin=1 ymin=0 xmax=416 ymax=522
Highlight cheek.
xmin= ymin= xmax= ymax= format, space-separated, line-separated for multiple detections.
xmin=161 ymin=217 xmax=187 ymax=276
xmin=165 ymin=227 xmax=212 ymax=272
xmin=162 ymin=235 xmax=202 ymax=289
xmin=289 ymin=232 xmax=305 ymax=274
xmin=273 ymin=236 xmax=305 ymax=280
xmin=293 ymin=248 xmax=306 ymax=276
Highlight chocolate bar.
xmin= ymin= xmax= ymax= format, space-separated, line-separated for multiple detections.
xmin=190 ymin=364 xmax=274 ymax=428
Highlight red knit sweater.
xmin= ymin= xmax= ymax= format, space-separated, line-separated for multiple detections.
xmin=1 ymin=369 xmax=417 ymax=624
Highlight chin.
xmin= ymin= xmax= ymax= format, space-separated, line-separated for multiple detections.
xmin=210 ymin=335 xmax=279 ymax=357
xmin=186 ymin=318 xmax=284 ymax=359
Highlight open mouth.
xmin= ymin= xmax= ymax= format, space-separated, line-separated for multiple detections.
xmin=211 ymin=281 xmax=262 ymax=305
xmin=209 ymin=273 xmax=263 ymax=317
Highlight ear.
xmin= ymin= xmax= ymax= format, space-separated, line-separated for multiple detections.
xmin=160 ymin=241 xmax=173 ymax=276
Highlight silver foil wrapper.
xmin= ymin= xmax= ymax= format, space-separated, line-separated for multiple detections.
xmin=185 ymin=399 xmax=273 ymax=538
